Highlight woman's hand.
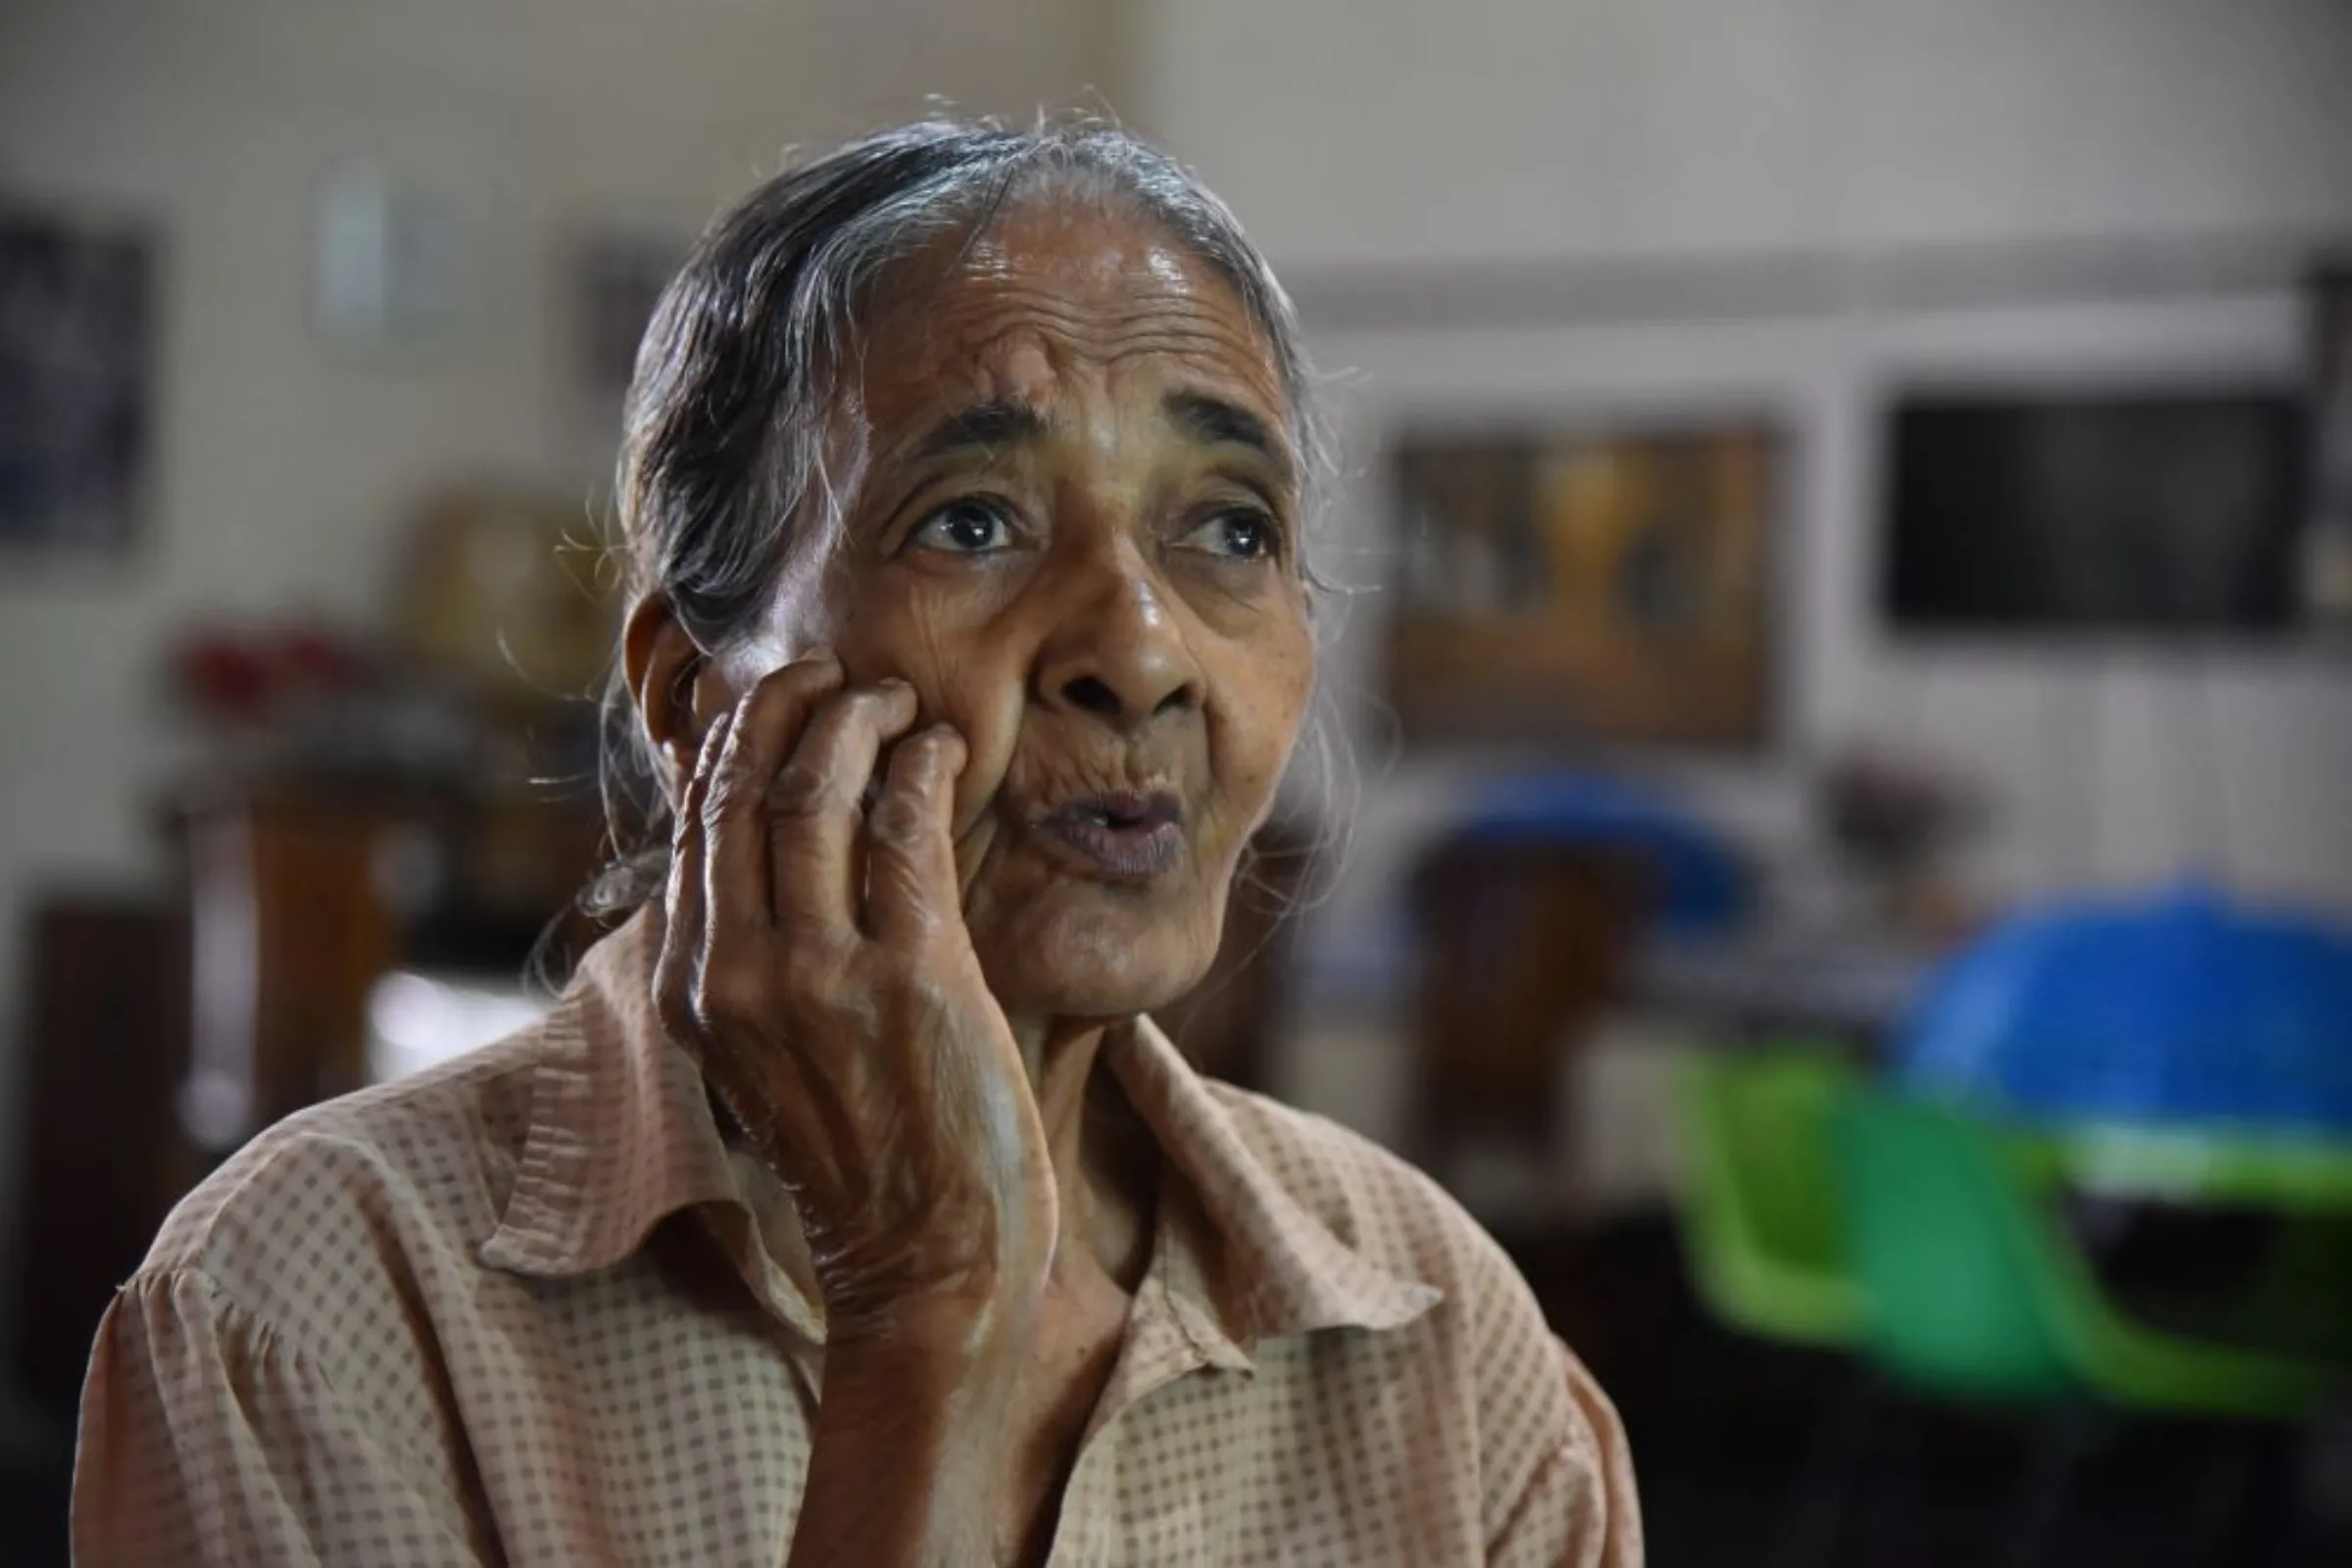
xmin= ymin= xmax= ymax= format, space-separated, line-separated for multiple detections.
xmin=653 ymin=652 xmax=1057 ymax=1351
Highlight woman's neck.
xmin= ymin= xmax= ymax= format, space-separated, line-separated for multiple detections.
xmin=1007 ymin=1013 xmax=1155 ymax=1296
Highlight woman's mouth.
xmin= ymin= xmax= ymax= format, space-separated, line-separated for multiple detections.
xmin=1033 ymin=791 xmax=1186 ymax=880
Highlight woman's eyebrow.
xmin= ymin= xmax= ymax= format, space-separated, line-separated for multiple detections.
xmin=906 ymin=398 xmax=1051 ymax=465
xmin=1163 ymin=390 xmax=1295 ymax=489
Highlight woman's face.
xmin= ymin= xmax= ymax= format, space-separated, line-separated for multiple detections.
xmin=739 ymin=201 xmax=1315 ymax=1022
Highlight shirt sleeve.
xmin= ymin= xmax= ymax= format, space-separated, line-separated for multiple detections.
xmin=1487 ymin=1340 xmax=1644 ymax=1568
xmin=74 ymin=1268 xmax=494 ymax=1568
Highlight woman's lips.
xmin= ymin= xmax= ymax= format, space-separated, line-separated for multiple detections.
xmin=1032 ymin=791 xmax=1185 ymax=880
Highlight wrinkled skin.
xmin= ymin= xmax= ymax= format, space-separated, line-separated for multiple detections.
xmin=624 ymin=198 xmax=1315 ymax=1562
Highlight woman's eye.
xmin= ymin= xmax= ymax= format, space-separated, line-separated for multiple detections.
xmin=909 ymin=498 xmax=1014 ymax=555
xmin=1184 ymin=508 xmax=1281 ymax=562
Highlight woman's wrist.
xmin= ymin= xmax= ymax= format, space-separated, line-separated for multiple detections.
xmin=822 ymin=1289 xmax=1037 ymax=1441
xmin=790 ymin=1305 xmax=1035 ymax=1567
xmin=827 ymin=1267 xmax=1043 ymax=1359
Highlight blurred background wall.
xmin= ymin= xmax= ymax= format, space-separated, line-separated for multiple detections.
xmin=1122 ymin=0 xmax=2352 ymax=929
xmin=1132 ymin=0 xmax=2351 ymax=265
xmin=0 ymin=0 xmax=1118 ymax=1305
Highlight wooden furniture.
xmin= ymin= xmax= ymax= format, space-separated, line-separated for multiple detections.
xmin=164 ymin=772 xmax=603 ymax=1144
xmin=172 ymin=789 xmax=404 ymax=1155
xmin=8 ymin=898 xmax=189 ymax=1410
xmin=1405 ymin=835 xmax=1654 ymax=1201
xmin=7 ymin=794 xmax=412 ymax=1414
xmin=4 ymin=760 xmax=600 ymax=1422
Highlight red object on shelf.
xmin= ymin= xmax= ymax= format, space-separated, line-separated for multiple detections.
xmin=174 ymin=633 xmax=275 ymax=721
xmin=170 ymin=621 xmax=370 ymax=725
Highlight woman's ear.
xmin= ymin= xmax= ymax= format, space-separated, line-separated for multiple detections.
xmin=622 ymin=593 xmax=739 ymax=803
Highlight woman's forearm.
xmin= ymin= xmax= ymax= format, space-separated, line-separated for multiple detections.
xmin=786 ymin=1307 xmax=1031 ymax=1568
xmin=653 ymin=668 xmax=1064 ymax=1562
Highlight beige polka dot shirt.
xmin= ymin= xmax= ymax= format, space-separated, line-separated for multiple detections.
xmin=74 ymin=911 xmax=1640 ymax=1565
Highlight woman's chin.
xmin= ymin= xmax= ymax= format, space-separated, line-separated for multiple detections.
xmin=972 ymin=896 xmax=1218 ymax=1026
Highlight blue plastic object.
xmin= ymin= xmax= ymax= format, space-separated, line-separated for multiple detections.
xmin=1895 ymin=883 xmax=2352 ymax=1132
xmin=1453 ymin=772 xmax=1750 ymax=938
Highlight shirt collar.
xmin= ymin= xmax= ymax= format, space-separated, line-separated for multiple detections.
xmin=478 ymin=911 xmax=1437 ymax=1353
xmin=477 ymin=910 xmax=741 ymax=1280
xmin=1106 ymin=1017 xmax=1440 ymax=1355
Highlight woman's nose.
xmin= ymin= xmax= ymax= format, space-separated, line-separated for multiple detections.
xmin=1033 ymin=558 xmax=1204 ymax=733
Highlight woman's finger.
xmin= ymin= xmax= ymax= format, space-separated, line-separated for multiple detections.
xmin=698 ymin=655 xmax=845 ymax=930
xmin=862 ymin=724 xmax=968 ymax=945
xmin=655 ymin=707 xmax=731 ymax=1045
xmin=768 ymin=680 xmax=920 ymax=934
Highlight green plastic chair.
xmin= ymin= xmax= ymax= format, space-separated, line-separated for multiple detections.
xmin=2053 ymin=1122 xmax=2352 ymax=1366
xmin=2052 ymin=1119 xmax=2352 ymax=1212
xmin=1832 ymin=1093 xmax=2345 ymax=1419
xmin=1673 ymin=1050 xmax=1865 ymax=1348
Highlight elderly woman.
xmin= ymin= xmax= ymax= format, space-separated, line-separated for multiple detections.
xmin=75 ymin=119 xmax=1638 ymax=1566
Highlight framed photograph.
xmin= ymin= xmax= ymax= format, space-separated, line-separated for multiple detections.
xmin=572 ymin=230 xmax=689 ymax=403
xmin=1882 ymin=387 xmax=2302 ymax=637
xmin=314 ymin=163 xmax=477 ymax=361
xmin=1386 ymin=419 xmax=1779 ymax=749
xmin=2306 ymin=263 xmax=2352 ymax=628
xmin=0 ymin=205 xmax=154 ymax=557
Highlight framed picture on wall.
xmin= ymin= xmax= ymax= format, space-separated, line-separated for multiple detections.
xmin=2307 ymin=262 xmax=2352 ymax=630
xmin=1386 ymin=419 xmax=1779 ymax=750
xmin=0 ymin=204 xmax=154 ymax=557
xmin=571 ymin=229 xmax=690 ymax=403
xmin=1881 ymin=386 xmax=2303 ymax=637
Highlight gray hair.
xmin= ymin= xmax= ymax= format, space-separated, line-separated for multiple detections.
xmin=585 ymin=114 xmax=1337 ymax=916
